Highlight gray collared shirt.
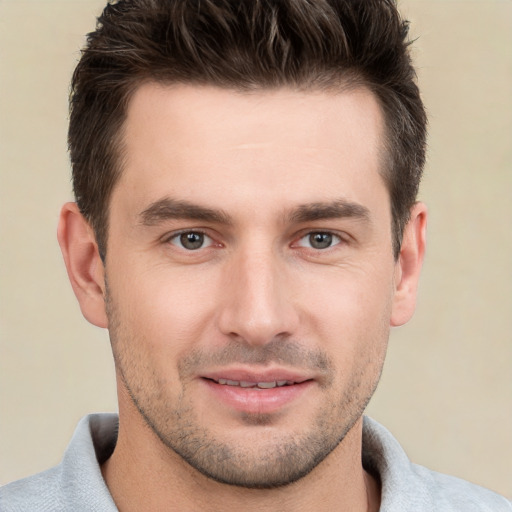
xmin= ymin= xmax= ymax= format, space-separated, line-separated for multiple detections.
xmin=1 ymin=414 xmax=510 ymax=511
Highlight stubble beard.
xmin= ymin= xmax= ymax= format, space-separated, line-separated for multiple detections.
xmin=105 ymin=288 xmax=387 ymax=489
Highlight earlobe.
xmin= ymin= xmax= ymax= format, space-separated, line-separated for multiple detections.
xmin=57 ymin=202 xmax=108 ymax=328
xmin=390 ymin=202 xmax=427 ymax=327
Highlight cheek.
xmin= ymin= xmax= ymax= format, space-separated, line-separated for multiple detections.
xmin=111 ymin=263 xmax=220 ymax=356
xmin=298 ymin=263 xmax=393 ymax=361
xmin=301 ymin=261 xmax=394 ymax=325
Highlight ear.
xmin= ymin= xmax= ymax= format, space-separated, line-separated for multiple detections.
xmin=57 ymin=202 xmax=108 ymax=328
xmin=390 ymin=202 xmax=427 ymax=327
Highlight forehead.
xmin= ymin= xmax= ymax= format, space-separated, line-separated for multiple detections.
xmin=114 ymin=83 xmax=387 ymax=217
xmin=123 ymin=82 xmax=384 ymax=150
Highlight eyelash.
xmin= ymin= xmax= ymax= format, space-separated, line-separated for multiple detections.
xmin=163 ymin=229 xmax=348 ymax=253
xmin=164 ymin=229 xmax=216 ymax=251
xmin=294 ymin=231 xmax=344 ymax=250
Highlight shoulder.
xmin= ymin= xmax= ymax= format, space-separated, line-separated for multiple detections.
xmin=0 ymin=414 xmax=119 ymax=512
xmin=362 ymin=416 xmax=512 ymax=512
xmin=0 ymin=467 xmax=64 ymax=512
xmin=409 ymin=462 xmax=512 ymax=511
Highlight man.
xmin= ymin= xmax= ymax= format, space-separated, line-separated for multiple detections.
xmin=1 ymin=0 xmax=510 ymax=510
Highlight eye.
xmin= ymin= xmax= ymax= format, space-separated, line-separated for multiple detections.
xmin=297 ymin=232 xmax=342 ymax=250
xmin=169 ymin=231 xmax=213 ymax=250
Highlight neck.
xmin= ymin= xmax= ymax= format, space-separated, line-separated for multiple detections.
xmin=101 ymin=408 xmax=380 ymax=512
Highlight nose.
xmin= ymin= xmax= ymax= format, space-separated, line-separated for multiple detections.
xmin=217 ymin=246 xmax=299 ymax=346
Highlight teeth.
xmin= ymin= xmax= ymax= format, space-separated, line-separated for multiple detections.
xmin=257 ymin=381 xmax=276 ymax=389
xmin=216 ymin=379 xmax=293 ymax=388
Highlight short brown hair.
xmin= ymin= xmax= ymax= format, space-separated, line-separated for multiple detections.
xmin=69 ymin=0 xmax=427 ymax=259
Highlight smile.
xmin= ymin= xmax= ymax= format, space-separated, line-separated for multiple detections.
xmin=214 ymin=379 xmax=294 ymax=389
xmin=202 ymin=374 xmax=314 ymax=414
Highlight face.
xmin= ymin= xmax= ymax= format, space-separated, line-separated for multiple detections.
xmin=104 ymin=84 xmax=398 ymax=488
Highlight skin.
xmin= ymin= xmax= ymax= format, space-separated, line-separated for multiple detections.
xmin=58 ymin=84 xmax=426 ymax=512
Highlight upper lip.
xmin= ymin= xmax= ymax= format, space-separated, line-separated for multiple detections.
xmin=201 ymin=367 xmax=314 ymax=385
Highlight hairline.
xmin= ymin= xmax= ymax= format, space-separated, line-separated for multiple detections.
xmin=95 ymin=78 xmax=400 ymax=262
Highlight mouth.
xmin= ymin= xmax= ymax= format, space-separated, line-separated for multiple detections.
xmin=200 ymin=371 xmax=314 ymax=414
xmin=207 ymin=378 xmax=301 ymax=389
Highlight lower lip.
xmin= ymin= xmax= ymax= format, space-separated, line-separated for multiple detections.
xmin=201 ymin=379 xmax=313 ymax=415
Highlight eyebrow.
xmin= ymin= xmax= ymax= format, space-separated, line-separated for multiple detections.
xmin=139 ymin=198 xmax=232 ymax=226
xmin=139 ymin=197 xmax=371 ymax=227
xmin=288 ymin=199 xmax=371 ymax=224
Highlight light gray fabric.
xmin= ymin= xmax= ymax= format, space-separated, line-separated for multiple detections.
xmin=0 ymin=414 xmax=118 ymax=512
xmin=1 ymin=414 xmax=510 ymax=511
xmin=362 ymin=417 xmax=511 ymax=511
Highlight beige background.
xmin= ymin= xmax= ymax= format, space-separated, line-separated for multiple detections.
xmin=1 ymin=0 xmax=511 ymax=498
